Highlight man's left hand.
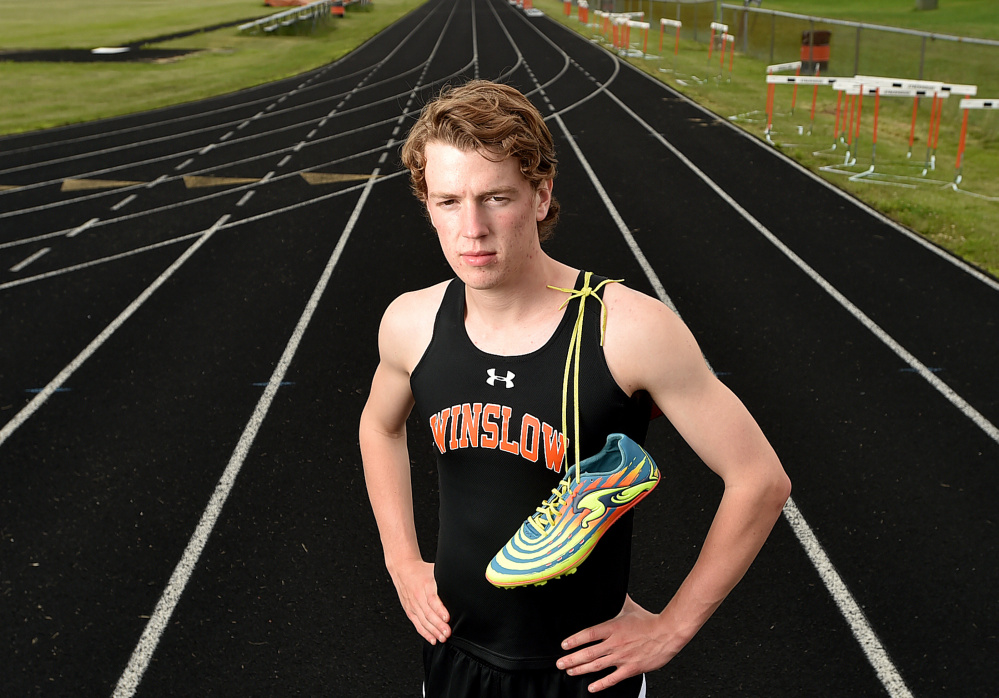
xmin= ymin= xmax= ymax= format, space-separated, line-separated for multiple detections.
xmin=557 ymin=595 xmax=675 ymax=693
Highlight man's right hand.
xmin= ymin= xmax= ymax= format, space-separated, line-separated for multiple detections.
xmin=389 ymin=558 xmax=451 ymax=645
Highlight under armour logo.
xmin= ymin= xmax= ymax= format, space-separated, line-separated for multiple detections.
xmin=486 ymin=368 xmax=515 ymax=388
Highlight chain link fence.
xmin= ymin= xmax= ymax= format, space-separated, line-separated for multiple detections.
xmin=603 ymin=0 xmax=998 ymax=97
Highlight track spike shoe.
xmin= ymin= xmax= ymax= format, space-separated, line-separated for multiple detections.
xmin=485 ymin=433 xmax=660 ymax=588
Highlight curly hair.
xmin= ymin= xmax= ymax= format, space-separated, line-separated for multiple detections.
xmin=400 ymin=80 xmax=560 ymax=241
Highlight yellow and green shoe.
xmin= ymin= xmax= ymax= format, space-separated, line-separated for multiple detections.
xmin=485 ymin=433 xmax=660 ymax=588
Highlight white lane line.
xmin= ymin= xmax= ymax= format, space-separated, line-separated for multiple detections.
xmin=10 ymin=247 xmax=51 ymax=273
xmin=67 ymin=217 xmax=99 ymax=238
xmin=236 ymin=191 xmax=255 ymax=207
xmin=111 ymin=173 xmax=381 ymax=698
xmin=603 ymin=87 xmax=999 ymax=448
xmin=145 ymin=175 xmax=167 ymax=190
xmin=512 ymin=25 xmax=915 ymax=696
xmin=220 ymin=131 xmax=234 ymax=141
xmin=0 ymin=215 xmax=229 ymax=449
xmin=199 ymin=144 xmax=214 ymax=155
xmin=550 ymin=112 xmax=677 ymax=313
xmin=111 ymin=194 xmax=137 ymax=211
xmin=0 ymin=233 xmax=201 ymax=292
xmin=174 ymin=158 xmax=194 ymax=171
xmin=631 ymin=65 xmax=999 ymax=296
xmin=783 ymin=499 xmax=913 ymax=697
xmin=278 ymin=155 xmax=292 ymax=168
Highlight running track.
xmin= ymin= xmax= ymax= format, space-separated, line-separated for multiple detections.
xmin=1 ymin=0 xmax=997 ymax=694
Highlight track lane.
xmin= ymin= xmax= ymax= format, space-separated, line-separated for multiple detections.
xmin=2 ymin=0 xmax=997 ymax=695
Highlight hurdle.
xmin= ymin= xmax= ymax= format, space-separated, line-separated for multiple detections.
xmin=955 ymin=98 xmax=998 ymax=185
xmin=598 ymin=11 xmax=643 ymax=51
xmin=855 ymin=76 xmax=977 ymax=172
xmin=707 ymin=21 xmax=727 ymax=64
xmin=624 ymin=20 xmax=651 ymax=57
xmin=764 ymin=72 xmax=837 ymax=139
xmin=658 ymin=18 xmax=682 ymax=74
xmin=763 ymin=62 xmax=801 ymax=132
xmin=577 ymin=0 xmax=588 ymax=25
xmin=720 ymin=32 xmax=735 ymax=80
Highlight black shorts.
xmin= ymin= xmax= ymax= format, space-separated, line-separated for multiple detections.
xmin=423 ymin=641 xmax=646 ymax=698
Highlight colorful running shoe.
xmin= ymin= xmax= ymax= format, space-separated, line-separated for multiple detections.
xmin=485 ymin=433 xmax=661 ymax=588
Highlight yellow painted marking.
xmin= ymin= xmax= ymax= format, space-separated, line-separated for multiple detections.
xmin=62 ymin=178 xmax=143 ymax=191
xmin=183 ymin=176 xmax=260 ymax=188
xmin=300 ymin=172 xmax=379 ymax=185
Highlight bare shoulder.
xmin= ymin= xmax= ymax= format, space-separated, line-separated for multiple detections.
xmin=601 ymin=282 xmax=710 ymax=396
xmin=379 ymin=280 xmax=450 ymax=374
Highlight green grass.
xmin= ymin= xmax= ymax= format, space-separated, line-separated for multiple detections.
xmin=0 ymin=0 xmax=278 ymax=48
xmin=537 ymin=0 xmax=999 ymax=277
xmin=0 ymin=0 xmax=424 ymax=133
xmin=750 ymin=0 xmax=999 ymax=40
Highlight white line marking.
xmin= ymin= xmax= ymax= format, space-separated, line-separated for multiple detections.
xmin=308 ymin=129 xmax=318 ymax=139
xmin=199 ymin=144 xmax=214 ymax=155
xmin=0 ymin=233 xmax=201 ymax=291
xmin=174 ymin=158 xmax=194 ymax=171
xmin=67 ymin=217 xmax=99 ymax=238
xmin=631 ymin=65 xmax=999 ymax=295
xmin=294 ymin=142 xmax=305 ymax=152
xmin=551 ymin=115 xmax=677 ymax=312
xmin=145 ymin=175 xmax=167 ymax=190
xmin=10 ymin=247 xmax=51 ymax=272
xmin=514 ymin=18 xmax=916 ymax=696
xmin=783 ymin=499 xmax=914 ymax=697
xmin=603 ymin=88 xmax=999 ymax=448
xmin=220 ymin=131 xmax=234 ymax=141
xmin=236 ymin=191 xmax=254 ymax=207
xmin=111 ymin=174 xmax=380 ymax=698
xmin=278 ymin=155 xmax=292 ymax=168
xmin=261 ymin=171 xmax=274 ymax=183
xmin=237 ymin=121 xmax=250 ymax=130
xmin=111 ymin=194 xmax=137 ymax=211
xmin=0 ymin=215 xmax=229 ymax=449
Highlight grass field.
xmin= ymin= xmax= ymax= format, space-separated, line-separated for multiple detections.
xmin=537 ymin=0 xmax=999 ymax=277
xmin=1 ymin=0 xmax=996 ymax=276
xmin=0 ymin=0 xmax=424 ymax=133
xmin=747 ymin=0 xmax=998 ymax=40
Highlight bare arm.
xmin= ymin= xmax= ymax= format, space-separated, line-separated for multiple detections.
xmin=359 ymin=290 xmax=451 ymax=645
xmin=559 ymin=287 xmax=791 ymax=690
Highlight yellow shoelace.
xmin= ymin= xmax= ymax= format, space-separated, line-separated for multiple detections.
xmin=528 ymin=273 xmax=621 ymax=534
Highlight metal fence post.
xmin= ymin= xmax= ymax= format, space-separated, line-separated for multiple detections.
xmin=770 ymin=11 xmax=775 ymax=64
xmin=854 ymin=25 xmax=861 ymax=76
xmin=919 ymin=35 xmax=927 ymax=79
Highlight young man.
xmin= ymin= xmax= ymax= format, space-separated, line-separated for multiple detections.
xmin=359 ymin=81 xmax=791 ymax=697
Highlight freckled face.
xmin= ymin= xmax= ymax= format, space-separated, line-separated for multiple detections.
xmin=423 ymin=142 xmax=551 ymax=290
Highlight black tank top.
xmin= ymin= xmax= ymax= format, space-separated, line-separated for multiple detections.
xmin=410 ymin=271 xmax=652 ymax=670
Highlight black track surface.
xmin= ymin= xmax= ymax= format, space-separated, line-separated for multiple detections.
xmin=1 ymin=0 xmax=997 ymax=695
